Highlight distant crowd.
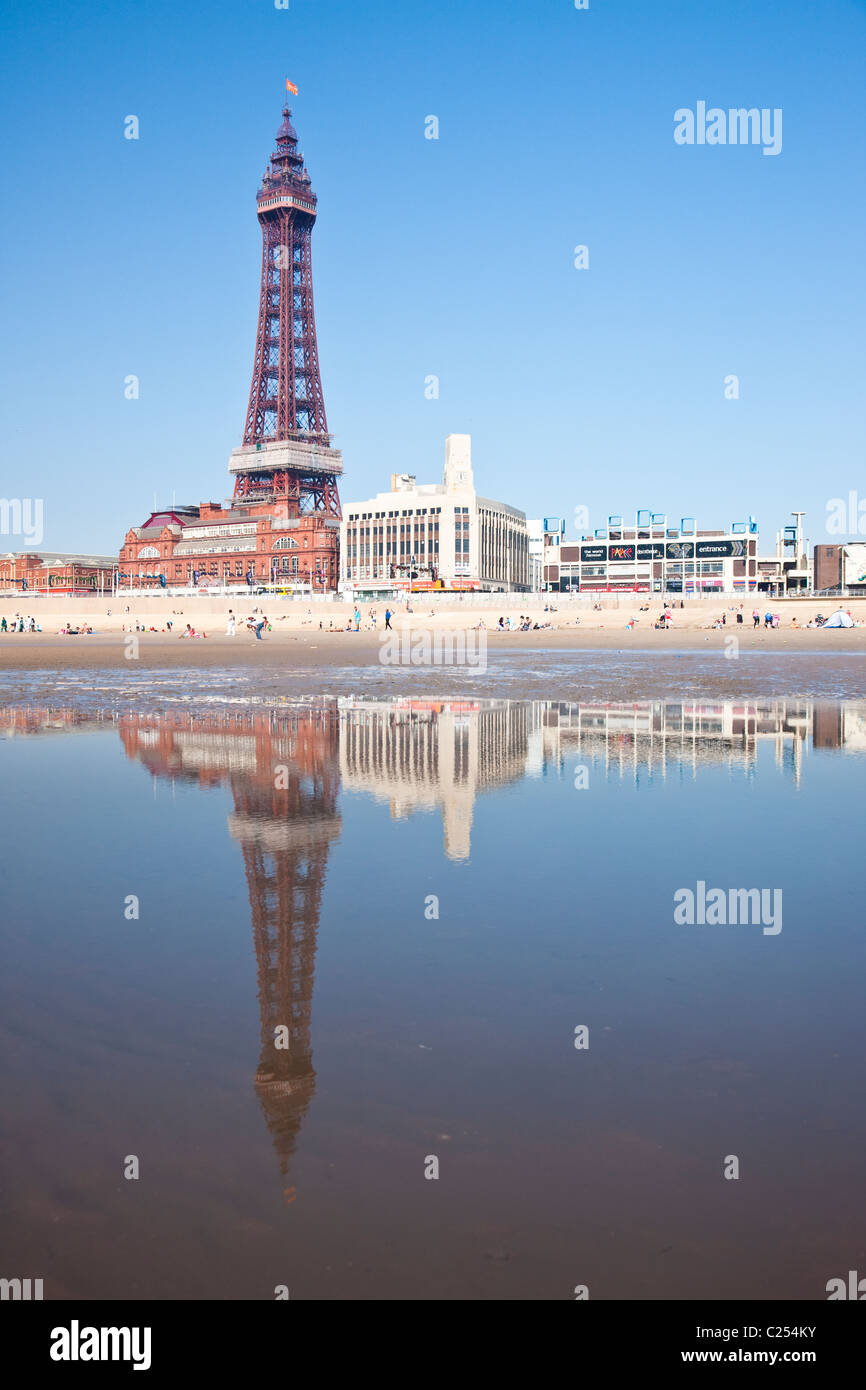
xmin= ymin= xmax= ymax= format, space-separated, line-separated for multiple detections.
xmin=1 ymin=615 xmax=41 ymax=633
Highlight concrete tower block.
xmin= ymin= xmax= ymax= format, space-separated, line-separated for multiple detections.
xmin=444 ymin=434 xmax=473 ymax=493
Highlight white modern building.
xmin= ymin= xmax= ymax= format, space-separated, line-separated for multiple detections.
xmin=339 ymin=435 xmax=529 ymax=595
xmin=527 ymin=518 xmax=565 ymax=591
xmin=545 ymin=512 xmax=762 ymax=595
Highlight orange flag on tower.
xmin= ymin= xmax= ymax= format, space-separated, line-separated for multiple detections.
xmin=286 ymin=79 xmax=298 ymax=95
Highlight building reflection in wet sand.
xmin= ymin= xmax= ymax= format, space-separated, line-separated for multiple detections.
xmin=1 ymin=695 xmax=863 ymax=1209
xmin=117 ymin=706 xmax=342 ymax=1188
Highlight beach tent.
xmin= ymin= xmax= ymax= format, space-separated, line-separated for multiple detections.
xmin=822 ymin=609 xmax=855 ymax=628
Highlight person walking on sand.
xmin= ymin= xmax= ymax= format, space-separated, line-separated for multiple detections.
xmin=353 ymin=607 xmax=361 ymax=632
xmin=384 ymin=608 xmax=393 ymax=631
xmin=226 ymin=609 xmax=236 ymax=636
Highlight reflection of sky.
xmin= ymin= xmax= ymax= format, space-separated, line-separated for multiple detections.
xmin=1 ymin=705 xmax=865 ymax=1300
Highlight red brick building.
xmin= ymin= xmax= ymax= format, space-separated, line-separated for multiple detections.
xmin=813 ymin=544 xmax=843 ymax=594
xmin=119 ymin=500 xmax=339 ymax=593
xmin=0 ymin=551 xmax=117 ymax=595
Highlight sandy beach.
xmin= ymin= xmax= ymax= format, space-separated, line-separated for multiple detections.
xmin=0 ymin=596 xmax=863 ymax=707
xmin=0 ymin=595 xmax=865 ymax=669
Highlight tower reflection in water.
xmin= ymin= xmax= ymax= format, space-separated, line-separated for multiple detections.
xmin=3 ymin=695 xmax=863 ymax=1197
xmin=118 ymin=706 xmax=342 ymax=1184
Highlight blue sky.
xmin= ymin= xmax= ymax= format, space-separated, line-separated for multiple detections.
xmin=1 ymin=0 xmax=864 ymax=555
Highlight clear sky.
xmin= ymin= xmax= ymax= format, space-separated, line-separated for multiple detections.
xmin=1 ymin=0 xmax=864 ymax=556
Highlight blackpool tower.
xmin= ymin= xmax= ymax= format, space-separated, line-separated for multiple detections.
xmin=229 ymin=103 xmax=343 ymax=521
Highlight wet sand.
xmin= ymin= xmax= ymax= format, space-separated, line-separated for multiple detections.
xmin=2 ymin=598 xmax=864 ymax=706
xmin=1 ymin=624 xmax=865 ymax=670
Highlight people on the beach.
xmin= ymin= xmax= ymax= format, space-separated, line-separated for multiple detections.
xmin=384 ymin=608 xmax=393 ymax=630
xmin=226 ymin=610 xmax=236 ymax=636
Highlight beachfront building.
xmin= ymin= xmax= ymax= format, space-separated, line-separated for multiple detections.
xmin=542 ymin=514 xmax=761 ymax=596
xmin=119 ymin=501 xmax=339 ymax=594
xmin=754 ymin=513 xmax=812 ymax=596
xmin=339 ymin=435 xmax=529 ymax=597
xmin=527 ymin=518 xmax=564 ymax=591
xmin=0 ymin=551 xmax=117 ymax=596
xmin=814 ymin=542 xmax=866 ymax=596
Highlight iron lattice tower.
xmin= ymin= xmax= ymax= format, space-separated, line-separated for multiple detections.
xmin=234 ymin=105 xmax=342 ymax=517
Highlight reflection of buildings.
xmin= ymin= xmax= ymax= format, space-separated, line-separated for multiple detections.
xmin=3 ymin=695 xmax=865 ymax=1187
xmin=118 ymin=707 xmax=342 ymax=1180
xmin=536 ymin=699 xmax=866 ymax=786
xmin=338 ymin=698 xmax=539 ymax=860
